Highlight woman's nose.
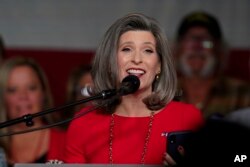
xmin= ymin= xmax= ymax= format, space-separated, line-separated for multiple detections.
xmin=132 ymin=51 xmax=142 ymax=64
xmin=18 ymin=90 xmax=29 ymax=100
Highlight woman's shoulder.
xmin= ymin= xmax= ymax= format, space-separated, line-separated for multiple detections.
xmin=48 ymin=128 xmax=67 ymax=160
xmin=68 ymin=106 xmax=109 ymax=128
xmin=161 ymin=101 xmax=204 ymax=130
xmin=162 ymin=101 xmax=204 ymax=121
xmin=76 ymin=106 xmax=108 ymax=118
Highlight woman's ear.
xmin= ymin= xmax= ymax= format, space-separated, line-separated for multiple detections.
xmin=157 ymin=61 xmax=161 ymax=74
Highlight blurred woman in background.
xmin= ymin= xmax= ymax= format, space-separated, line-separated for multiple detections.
xmin=0 ymin=57 xmax=65 ymax=166
xmin=66 ymin=65 xmax=92 ymax=113
xmin=60 ymin=64 xmax=93 ymax=129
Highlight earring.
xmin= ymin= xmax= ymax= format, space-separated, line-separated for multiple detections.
xmin=155 ymin=72 xmax=160 ymax=80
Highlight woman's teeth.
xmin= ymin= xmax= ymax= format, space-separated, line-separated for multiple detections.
xmin=127 ymin=69 xmax=145 ymax=75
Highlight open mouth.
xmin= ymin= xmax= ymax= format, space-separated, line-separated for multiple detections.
xmin=16 ymin=105 xmax=33 ymax=115
xmin=127 ymin=68 xmax=145 ymax=77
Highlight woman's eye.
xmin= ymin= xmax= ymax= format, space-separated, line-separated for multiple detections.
xmin=6 ymin=87 xmax=16 ymax=94
xmin=121 ymin=47 xmax=131 ymax=52
xmin=29 ymin=85 xmax=38 ymax=91
xmin=145 ymin=49 xmax=154 ymax=53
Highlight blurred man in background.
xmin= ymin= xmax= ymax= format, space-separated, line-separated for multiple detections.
xmin=173 ymin=11 xmax=250 ymax=118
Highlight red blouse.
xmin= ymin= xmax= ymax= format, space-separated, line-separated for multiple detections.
xmin=64 ymin=101 xmax=204 ymax=164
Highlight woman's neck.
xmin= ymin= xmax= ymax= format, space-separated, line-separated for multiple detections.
xmin=115 ymin=92 xmax=151 ymax=117
xmin=10 ymin=129 xmax=49 ymax=164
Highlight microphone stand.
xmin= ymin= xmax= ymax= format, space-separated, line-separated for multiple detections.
xmin=0 ymin=89 xmax=116 ymax=129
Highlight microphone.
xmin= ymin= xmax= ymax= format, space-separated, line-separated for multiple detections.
xmin=81 ymin=75 xmax=140 ymax=98
xmin=118 ymin=75 xmax=140 ymax=96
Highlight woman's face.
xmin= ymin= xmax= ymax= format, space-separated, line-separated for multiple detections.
xmin=5 ymin=66 xmax=44 ymax=119
xmin=117 ymin=30 xmax=161 ymax=94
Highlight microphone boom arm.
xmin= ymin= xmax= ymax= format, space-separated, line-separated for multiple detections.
xmin=0 ymin=89 xmax=117 ymax=129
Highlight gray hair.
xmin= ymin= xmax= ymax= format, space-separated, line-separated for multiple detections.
xmin=92 ymin=13 xmax=177 ymax=112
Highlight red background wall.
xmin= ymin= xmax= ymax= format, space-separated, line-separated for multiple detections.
xmin=224 ymin=49 xmax=250 ymax=81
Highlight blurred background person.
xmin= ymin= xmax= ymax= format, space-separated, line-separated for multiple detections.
xmin=0 ymin=57 xmax=65 ymax=166
xmin=0 ymin=35 xmax=8 ymax=167
xmin=60 ymin=64 xmax=93 ymax=129
xmin=225 ymin=107 xmax=250 ymax=128
xmin=173 ymin=11 xmax=250 ymax=119
xmin=66 ymin=65 xmax=92 ymax=112
xmin=0 ymin=35 xmax=6 ymax=64
xmin=0 ymin=147 xmax=7 ymax=167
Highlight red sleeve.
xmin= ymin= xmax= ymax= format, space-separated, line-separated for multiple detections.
xmin=47 ymin=128 xmax=66 ymax=161
xmin=63 ymin=118 xmax=86 ymax=163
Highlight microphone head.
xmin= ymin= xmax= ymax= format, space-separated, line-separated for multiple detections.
xmin=119 ymin=75 xmax=140 ymax=96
